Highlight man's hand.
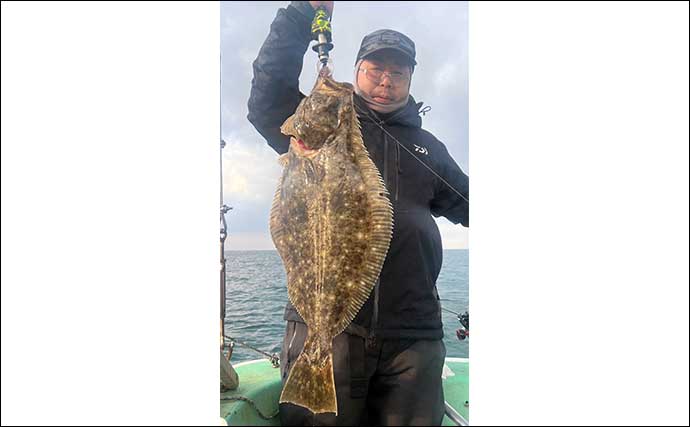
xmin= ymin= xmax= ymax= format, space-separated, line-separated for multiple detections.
xmin=309 ymin=1 xmax=334 ymax=16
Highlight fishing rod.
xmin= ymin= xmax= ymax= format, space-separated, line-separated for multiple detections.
xmin=224 ymin=335 xmax=280 ymax=368
xmin=311 ymin=6 xmax=334 ymax=76
xmin=220 ymin=138 xmax=232 ymax=352
xmin=220 ymin=45 xmax=226 ymax=351
xmin=441 ymin=305 xmax=462 ymax=317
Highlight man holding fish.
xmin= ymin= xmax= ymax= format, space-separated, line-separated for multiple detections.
xmin=248 ymin=1 xmax=469 ymax=425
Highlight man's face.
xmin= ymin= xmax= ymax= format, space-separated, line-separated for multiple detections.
xmin=356 ymin=49 xmax=412 ymax=108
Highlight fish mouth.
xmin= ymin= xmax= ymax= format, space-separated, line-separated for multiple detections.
xmin=290 ymin=137 xmax=318 ymax=158
xmin=317 ymin=75 xmax=353 ymax=94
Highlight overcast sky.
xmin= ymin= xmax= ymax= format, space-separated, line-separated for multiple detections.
xmin=221 ymin=1 xmax=468 ymax=250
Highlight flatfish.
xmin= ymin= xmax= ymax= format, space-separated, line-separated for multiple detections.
xmin=269 ymin=75 xmax=393 ymax=414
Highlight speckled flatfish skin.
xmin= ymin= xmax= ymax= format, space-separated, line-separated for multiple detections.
xmin=270 ymin=75 xmax=393 ymax=415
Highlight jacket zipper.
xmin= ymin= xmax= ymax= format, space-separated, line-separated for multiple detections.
xmin=287 ymin=322 xmax=298 ymax=361
xmin=369 ymin=278 xmax=380 ymax=348
xmin=282 ymin=322 xmax=298 ymax=378
xmin=383 ymin=126 xmax=389 ymax=199
xmin=394 ymin=140 xmax=401 ymax=202
xmin=368 ymin=125 xmax=388 ymax=349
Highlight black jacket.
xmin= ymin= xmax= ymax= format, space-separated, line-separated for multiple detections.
xmin=247 ymin=2 xmax=469 ymax=340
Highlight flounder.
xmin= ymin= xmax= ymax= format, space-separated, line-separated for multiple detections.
xmin=269 ymin=75 xmax=393 ymax=414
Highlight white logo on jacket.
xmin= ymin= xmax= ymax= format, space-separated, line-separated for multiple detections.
xmin=413 ymin=144 xmax=429 ymax=155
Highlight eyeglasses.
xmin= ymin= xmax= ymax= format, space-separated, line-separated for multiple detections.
xmin=359 ymin=67 xmax=410 ymax=85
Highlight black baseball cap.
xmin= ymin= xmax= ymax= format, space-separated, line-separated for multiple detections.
xmin=355 ymin=29 xmax=417 ymax=66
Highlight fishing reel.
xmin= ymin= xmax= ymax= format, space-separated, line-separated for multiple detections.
xmin=456 ymin=311 xmax=469 ymax=341
xmin=311 ymin=6 xmax=334 ymax=77
xmin=441 ymin=303 xmax=470 ymax=341
xmin=269 ymin=353 xmax=280 ymax=369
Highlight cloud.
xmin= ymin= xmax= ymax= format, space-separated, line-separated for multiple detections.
xmin=222 ymin=137 xmax=281 ymax=204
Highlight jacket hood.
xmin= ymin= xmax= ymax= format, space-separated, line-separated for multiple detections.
xmin=354 ymin=93 xmax=427 ymax=129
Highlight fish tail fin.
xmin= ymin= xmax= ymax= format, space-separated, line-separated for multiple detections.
xmin=279 ymin=338 xmax=337 ymax=415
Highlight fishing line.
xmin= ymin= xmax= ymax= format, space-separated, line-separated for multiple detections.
xmin=355 ymin=106 xmax=469 ymax=204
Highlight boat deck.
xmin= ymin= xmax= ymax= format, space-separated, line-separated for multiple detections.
xmin=221 ymin=357 xmax=469 ymax=425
